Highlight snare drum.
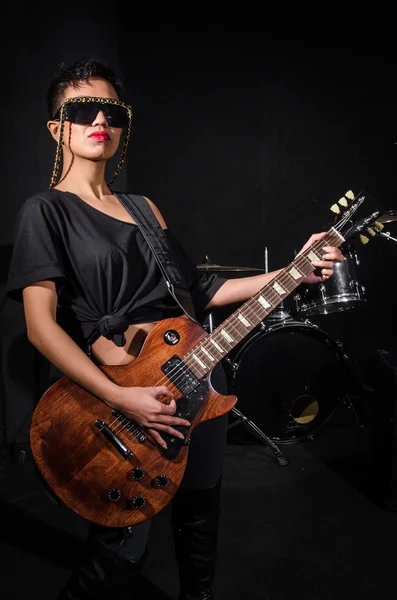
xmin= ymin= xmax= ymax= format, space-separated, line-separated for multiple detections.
xmin=295 ymin=245 xmax=366 ymax=316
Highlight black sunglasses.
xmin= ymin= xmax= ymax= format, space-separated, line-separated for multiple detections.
xmin=53 ymin=99 xmax=131 ymax=129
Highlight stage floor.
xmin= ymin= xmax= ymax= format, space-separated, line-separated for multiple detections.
xmin=1 ymin=401 xmax=397 ymax=600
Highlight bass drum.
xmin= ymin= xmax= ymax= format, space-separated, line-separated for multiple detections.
xmin=227 ymin=319 xmax=347 ymax=444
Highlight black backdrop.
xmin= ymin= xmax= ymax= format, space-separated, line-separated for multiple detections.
xmin=1 ymin=18 xmax=397 ymax=449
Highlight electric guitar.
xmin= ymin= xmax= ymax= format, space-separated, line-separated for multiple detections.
xmin=30 ymin=190 xmax=377 ymax=527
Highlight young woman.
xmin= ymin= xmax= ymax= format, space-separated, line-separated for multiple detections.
xmin=6 ymin=59 xmax=343 ymax=600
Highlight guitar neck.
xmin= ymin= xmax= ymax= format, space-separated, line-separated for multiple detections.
xmin=184 ymin=227 xmax=345 ymax=378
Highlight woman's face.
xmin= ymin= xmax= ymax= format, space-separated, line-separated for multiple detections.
xmin=47 ymin=78 xmax=124 ymax=163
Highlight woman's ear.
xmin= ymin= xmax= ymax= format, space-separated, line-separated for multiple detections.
xmin=47 ymin=120 xmax=61 ymax=141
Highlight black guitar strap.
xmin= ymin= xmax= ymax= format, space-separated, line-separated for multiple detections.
xmin=114 ymin=192 xmax=198 ymax=324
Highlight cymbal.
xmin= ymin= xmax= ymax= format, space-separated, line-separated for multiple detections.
xmin=378 ymin=210 xmax=397 ymax=224
xmin=197 ymin=263 xmax=265 ymax=272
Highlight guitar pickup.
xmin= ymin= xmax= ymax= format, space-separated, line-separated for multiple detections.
xmin=95 ymin=419 xmax=134 ymax=460
xmin=161 ymin=355 xmax=200 ymax=395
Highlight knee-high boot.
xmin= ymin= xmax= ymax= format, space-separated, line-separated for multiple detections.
xmin=171 ymin=479 xmax=222 ymax=600
xmin=57 ymin=523 xmax=149 ymax=600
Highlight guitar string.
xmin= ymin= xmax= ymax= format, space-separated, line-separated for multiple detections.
xmin=110 ymin=226 xmax=344 ymax=437
xmin=149 ymin=227 xmax=343 ymax=391
xmin=110 ymin=226 xmax=346 ymax=436
xmin=111 ymin=227 xmax=345 ymax=437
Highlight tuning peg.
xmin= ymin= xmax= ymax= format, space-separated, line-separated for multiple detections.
xmin=360 ymin=234 xmax=370 ymax=245
xmin=330 ymin=190 xmax=355 ymax=213
xmin=367 ymin=227 xmax=377 ymax=237
xmin=375 ymin=221 xmax=384 ymax=231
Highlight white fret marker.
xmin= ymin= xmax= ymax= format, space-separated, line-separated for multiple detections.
xmin=308 ymin=250 xmax=319 ymax=263
xmin=257 ymin=295 xmax=271 ymax=309
xmin=289 ymin=267 xmax=302 ymax=280
xmin=273 ymin=282 xmax=286 ymax=295
xmin=192 ymin=353 xmax=206 ymax=370
xmin=238 ymin=313 xmax=251 ymax=327
xmin=210 ymin=339 xmax=224 ymax=353
xmin=201 ymin=346 xmax=215 ymax=362
xmin=221 ymin=329 xmax=234 ymax=344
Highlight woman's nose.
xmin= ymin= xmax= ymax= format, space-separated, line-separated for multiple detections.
xmin=92 ymin=110 xmax=109 ymax=126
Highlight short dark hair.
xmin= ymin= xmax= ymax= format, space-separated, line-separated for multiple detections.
xmin=47 ymin=59 xmax=126 ymax=118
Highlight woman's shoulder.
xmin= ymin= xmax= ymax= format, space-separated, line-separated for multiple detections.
xmin=17 ymin=190 xmax=71 ymax=227
xmin=20 ymin=189 xmax=69 ymax=212
xmin=25 ymin=188 xmax=68 ymax=206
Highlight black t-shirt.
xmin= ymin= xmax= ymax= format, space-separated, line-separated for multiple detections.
xmin=6 ymin=190 xmax=226 ymax=348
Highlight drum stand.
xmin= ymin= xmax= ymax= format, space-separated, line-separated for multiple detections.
xmin=228 ymin=406 xmax=289 ymax=466
xmin=204 ymin=303 xmax=290 ymax=467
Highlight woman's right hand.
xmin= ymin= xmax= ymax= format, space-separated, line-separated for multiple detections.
xmin=112 ymin=385 xmax=191 ymax=449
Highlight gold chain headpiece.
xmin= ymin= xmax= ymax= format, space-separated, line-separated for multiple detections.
xmin=49 ymin=96 xmax=133 ymax=189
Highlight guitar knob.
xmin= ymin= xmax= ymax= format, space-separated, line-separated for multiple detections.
xmin=132 ymin=495 xmax=146 ymax=509
xmin=130 ymin=467 xmax=145 ymax=481
xmin=107 ymin=488 xmax=122 ymax=502
xmin=152 ymin=474 xmax=170 ymax=489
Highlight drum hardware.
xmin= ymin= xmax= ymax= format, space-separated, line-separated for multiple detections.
xmin=197 ymin=263 xmax=266 ymax=272
xmin=227 ymin=404 xmax=289 ymax=466
xmin=376 ymin=210 xmax=397 ymax=224
xmin=197 ymin=253 xmax=266 ymax=273
xmin=377 ymin=230 xmax=397 ymax=244
xmin=294 ymin=243 xmax=366 ymax=316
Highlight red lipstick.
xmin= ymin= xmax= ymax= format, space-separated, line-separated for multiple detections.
xmin=89 ymin=131 xmax=111 ymax=141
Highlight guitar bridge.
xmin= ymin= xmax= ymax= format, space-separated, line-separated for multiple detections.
xmin=112 ymin=411 xmax=147 ymax=443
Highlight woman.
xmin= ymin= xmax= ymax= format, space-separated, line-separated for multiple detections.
xmin=6 ymin=59 xmax=343 ymax=600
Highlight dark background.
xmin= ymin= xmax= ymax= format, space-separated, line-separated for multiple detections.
xmin=1 ymin=16 xmax=397 ymax=454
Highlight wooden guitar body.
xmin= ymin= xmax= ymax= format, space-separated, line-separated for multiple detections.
xmin=30 ymin=317 xmax=237 ymax=527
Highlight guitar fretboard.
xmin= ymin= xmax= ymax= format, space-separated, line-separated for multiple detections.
xmin=183 ymin=227 xmax=344 ymax=377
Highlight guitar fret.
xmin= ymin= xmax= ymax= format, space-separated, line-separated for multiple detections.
xmin=272 ymin=281 xmax=286 ymax=296
xmin=295 ymin=255 xmax=316 ymax=276
xmin=276 ymin=274 xmax=295 ymax=294
xmin=288 ymin=265 xmax=303 ymax=280
xmin=327 ymin=228 xmax=344 ymax=247
xmin=243 ymin=301 xmax=264 ymax=325
xmin=257 ymin=294 xmax=271 ymax=310
xmin=189 ymin=362 xmax=203 ymax=377
xmin=192 ymin=353 xmax=207 ymax=370
xmin=307 ymin=249 xmax=322 ymax=263
xmin=201 ymin=346 xmax=215 ymax=362
xmin=266 ymin=287 xmax=281 ymax=305
xmin=220 ymin=329 xmax=234 ymax=345
xmin=210 ymin=338 xmax=225 ymax=354
xmin=237 ymin=312 xmax=251 ymax=328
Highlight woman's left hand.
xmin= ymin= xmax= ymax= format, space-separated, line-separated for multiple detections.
xmin=298 ymin=232 xmax=344 ymax=284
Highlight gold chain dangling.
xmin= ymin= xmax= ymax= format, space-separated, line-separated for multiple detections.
xmin=108 ymin=107 xmax=132 ymax=188
xmin=49 ymin=105 xmax=66 ymax=188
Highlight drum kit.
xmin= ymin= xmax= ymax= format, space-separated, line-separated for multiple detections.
xmin=197 ymin=210 xmax=397 ymax=465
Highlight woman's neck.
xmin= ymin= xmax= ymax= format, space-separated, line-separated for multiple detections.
xmin=55 ymin=159 xmax=111 ymax=200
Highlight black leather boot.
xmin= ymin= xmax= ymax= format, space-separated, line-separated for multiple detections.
xmin=57 ymin=525 xmax=148 ymax=600
xmin=171 ymin=479 xmax=222 ymax=600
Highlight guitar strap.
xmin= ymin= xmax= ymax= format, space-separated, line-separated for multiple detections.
xmin=114 ymin=192 xmax=198 ymax=324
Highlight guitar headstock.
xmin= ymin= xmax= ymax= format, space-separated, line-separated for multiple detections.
xmin=329 ymin=189 xmax=383 ymax=245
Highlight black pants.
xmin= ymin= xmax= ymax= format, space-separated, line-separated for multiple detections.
xmin=49 ymin=361 xmax=229 ymax=563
